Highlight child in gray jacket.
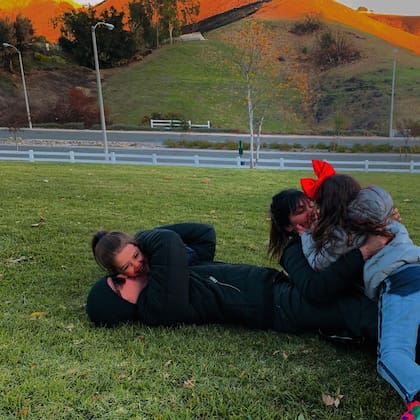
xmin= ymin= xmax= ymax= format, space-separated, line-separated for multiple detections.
xmin=300 ymin=161 xmax=420 ymax=417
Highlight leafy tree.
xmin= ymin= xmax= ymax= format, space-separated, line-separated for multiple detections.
xmin=0 ymin=18 xmax=14 ymax=71
xmin=0 ymin=17 xmax=15 ymax=46
xmin=58 ymin=7 xmax=136 ymax=68
xmin=163 ymin=0 xmax=200 ymax=44
xmin=128 ymin=1 xmax=155 ymax=50
xmin=137 ymin=0 xmax=199 ymax=48
xmin=14 ymin=14 xmax=34 ymax=50
xmin=1 ymin=16 xmax=34 ymax=74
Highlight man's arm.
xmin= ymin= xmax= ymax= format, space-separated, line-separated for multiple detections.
xmin=155 ymin=222 xmax=216 ymax=262
xmin=281 ymin=235 xmax=364 ymax=303
xmin=135 ymin=229 xmax=190 ymax=320
xmin=281 ymin=234 xmax=388 ymax=303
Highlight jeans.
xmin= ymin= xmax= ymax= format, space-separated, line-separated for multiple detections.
xmin=377 ymin=265 xmax=420 ymax=403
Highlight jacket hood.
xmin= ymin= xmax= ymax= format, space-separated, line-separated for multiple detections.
xmin=86 ymin=277 xmax=137 ymax=327
xmin=348 ymin=185 xmax=393 ymax=224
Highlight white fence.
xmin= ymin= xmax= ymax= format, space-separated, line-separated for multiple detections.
xmin=150 ymin=119 xmax=211 ymax=129
xmin=0 ymin=149 xmax=419 ymax=173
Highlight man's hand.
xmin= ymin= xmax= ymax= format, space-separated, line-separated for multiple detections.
xmin=359 ymin=234 xmax=391 ymax=261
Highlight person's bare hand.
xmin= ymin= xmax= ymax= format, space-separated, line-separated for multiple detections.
xmin=295 ymin=224 xmax=307 ymax=236
xmin=359 ymin=234 xmax=391 ymax=260
xmin=308 ymin=206 xmax=318 ymax=229
xmin=391 ymin=207 xmax=402 ymax=222
xmin=118 ymin=275 xmax=148 ymax=304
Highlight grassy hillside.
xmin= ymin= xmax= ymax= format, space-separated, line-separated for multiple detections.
xmin=102 ymin=17 xmax=420 ymax=134
xmin=1 ymin=17 xmax=420 ymax=134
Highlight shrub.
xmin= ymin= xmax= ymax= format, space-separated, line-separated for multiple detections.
xmin=52 ymin=87 xmax=106 ymax=128
xmin=397 ymin=119 xmax=420 ymax=137
xmin=313 ymin=30 xmax=361 ymax=69
xmin=290 ymin=15 xmax=322 ymax=35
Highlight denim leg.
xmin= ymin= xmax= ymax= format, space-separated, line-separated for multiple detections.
xmin=377 ymin=270 xmax=420 ymax=403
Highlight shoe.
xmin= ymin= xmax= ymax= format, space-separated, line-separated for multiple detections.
xmin=400 ymin=400 xmax=420 ymax=420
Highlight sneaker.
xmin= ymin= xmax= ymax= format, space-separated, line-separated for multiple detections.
xmin=400 ymin=401 xmax=420 ymax=420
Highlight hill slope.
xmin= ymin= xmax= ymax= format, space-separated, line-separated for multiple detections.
xmin=0 ymin=0 xmax=79 ymax=42
xmin=1 ymin=0 xmax=420 ymax=55
xmin=254 ymin=0 xmax=420 ymax=55
xmin=368 ymin=14 xmax=420 ymax=36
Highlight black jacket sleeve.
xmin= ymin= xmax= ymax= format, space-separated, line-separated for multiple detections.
xmin=153 ymin=222 xmax=216 ymax=262
xmin=280 ymin=235 xmax=365 ymax=303
xmin=134 ymin=228 xmax=190 ymax=323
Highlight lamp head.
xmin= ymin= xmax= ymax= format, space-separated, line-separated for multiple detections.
xmin=104 ymin=23 xmax=114 ymax=30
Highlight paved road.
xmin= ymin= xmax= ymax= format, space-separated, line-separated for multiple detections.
xmin=2 ymin=127 xmax=420 ymax=147
xmin=1 ymin=127 xmax=419 ymax=172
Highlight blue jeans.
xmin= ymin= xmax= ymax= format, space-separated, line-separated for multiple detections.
xmin=377 ymin=265 xmax=420 ymax=403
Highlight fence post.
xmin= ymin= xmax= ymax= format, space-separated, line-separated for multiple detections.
xmin=150 ymin=119 xmax=155 ymax=128
xmin=152 ymin=153 xmax=157 ymax=164
xmin=410 ymin=160 xmax=414 ymax=173
xmin=194 ymin=155 xmax=199 ymax=166
xmin=236 ymin=156 xmax=241 ymax=167
xmin=110 ymin=152 xmax=116 ymax=163
xmin=279 ymin=158 xmax=284 ymax=169
xmin=70 ymin=151 xmax=75 ymax=163
xmin=29 ymin=150 xmax=34 ymax=162
xmin=364 ymin=160 xmax=369 ymax=172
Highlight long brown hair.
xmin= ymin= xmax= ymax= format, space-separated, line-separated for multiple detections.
xmin=268 ymin=189 xmax=307 ymax=261
xmin=91 ymin=231 xmax=136 ymax=273
xmin=312 ymin=174 xmax=361 ymax=252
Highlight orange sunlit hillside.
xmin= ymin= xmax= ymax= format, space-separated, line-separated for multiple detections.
xmin=93 ymin=0 xmax=256 ymax=22
xmin=254 ymin=0 xmax=420 ymax=55
xmin=368 ymin=14 xmax=420 ymax=37
xmin=1 ymin=0 xmax=420 ymax=55
xmin=0 ymin=0 xmax=81 ymax=42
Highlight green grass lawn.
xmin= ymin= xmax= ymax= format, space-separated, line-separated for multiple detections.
xmin=1 ymin=162 xmax=419 ymax=418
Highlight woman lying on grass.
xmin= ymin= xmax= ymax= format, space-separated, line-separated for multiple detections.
xmin=87 ymin=222 xmax=384 ymax=342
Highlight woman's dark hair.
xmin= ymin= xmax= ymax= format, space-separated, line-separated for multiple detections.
xmin=268 ymin=189 xmax=307 ymax=260
xmin=312 ymin=174 xmax=361 ymax=251
xmin=91 ymin=230 xmax=136 ymax=273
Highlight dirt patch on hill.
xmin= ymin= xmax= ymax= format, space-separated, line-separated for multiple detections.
xmin=0 ymin=66 xmax=97 ymax=127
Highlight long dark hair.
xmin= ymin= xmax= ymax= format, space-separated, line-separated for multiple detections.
xmin=91 ymin=230 xmax=136 ymax=273
xmin=312 ymin=174 xmax=361 ymax=252
xmin=268 ymin=189 xmax=307 ymax=261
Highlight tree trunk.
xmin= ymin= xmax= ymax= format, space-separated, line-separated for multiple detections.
xmin=247 ymin=78 xmax=254 ymax=169
xmin=256 ymin=116 xmax=264 ymax=164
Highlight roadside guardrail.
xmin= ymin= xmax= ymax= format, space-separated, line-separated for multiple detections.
xmin=0 ymin=149 xmax=419 ymax=173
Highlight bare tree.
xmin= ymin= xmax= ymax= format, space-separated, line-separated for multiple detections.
xmin=222 ymin=21 xmax=281 ymax=168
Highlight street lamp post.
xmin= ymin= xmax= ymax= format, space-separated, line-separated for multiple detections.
xmin=91 ymin=21 xmax=114 ymax=160
xmin=389 ymin=49 xmax=398 ymax=138
xmin=2 ymin=42 xmax=32 ymax=129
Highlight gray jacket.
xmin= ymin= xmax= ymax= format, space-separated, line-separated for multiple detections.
xmin=363 ymin=220 xmax=420 ymax=300
xmin=302 ymin=185 xmax=420 ymax=300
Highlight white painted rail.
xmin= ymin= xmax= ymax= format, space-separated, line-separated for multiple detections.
xmin=0 ymin=149 xmax=419 ymax=173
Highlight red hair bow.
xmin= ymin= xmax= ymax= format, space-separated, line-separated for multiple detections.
xmin=300 ymin=160 xmax=336 ymax=201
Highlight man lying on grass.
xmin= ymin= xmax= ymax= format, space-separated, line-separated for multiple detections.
xmin=87 ymin=222 xmax=384 ymax=341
